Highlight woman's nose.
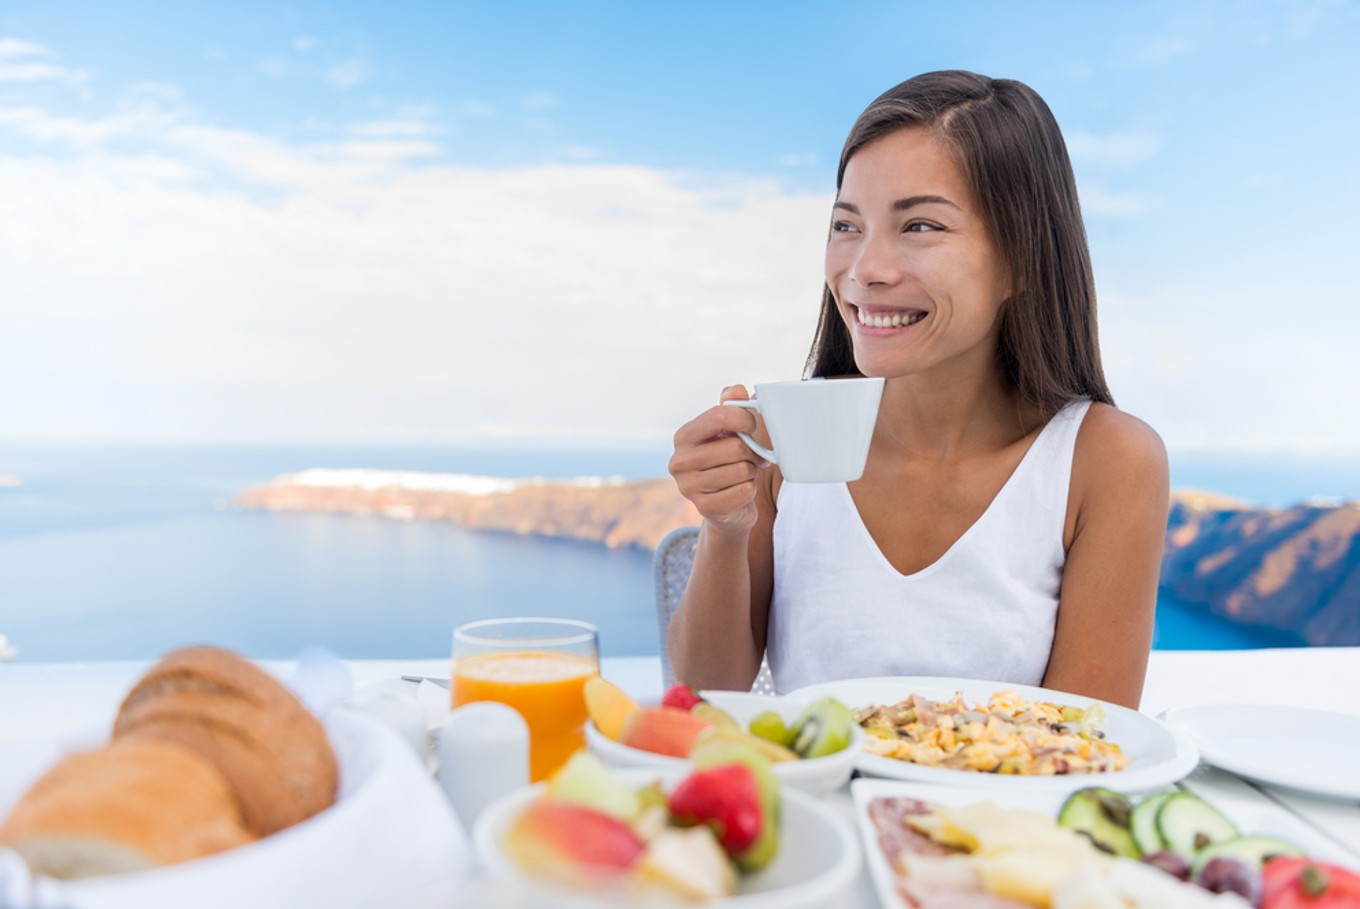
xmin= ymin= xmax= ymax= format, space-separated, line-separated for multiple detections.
xmin=848 ymin=233 xmax=901 ymax=286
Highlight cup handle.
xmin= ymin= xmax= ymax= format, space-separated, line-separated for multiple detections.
xmin=721 ymin=399 xmax=777 ymax=465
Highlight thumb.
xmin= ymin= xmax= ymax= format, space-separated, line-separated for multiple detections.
xmin=718 ymin=384 xmax=751 ymax=404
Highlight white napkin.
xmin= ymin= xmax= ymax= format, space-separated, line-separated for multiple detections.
xmin=0 ymin=704 xmax=473 ymax=909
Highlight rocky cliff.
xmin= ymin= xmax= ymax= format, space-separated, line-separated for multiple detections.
xmin=232 ymin=468 xmax=701 ymax=553
xmin=1161 ymin=491 xmax=1360 ymax=646
xmin=234 ymin=472 xmax=1360 ymax=645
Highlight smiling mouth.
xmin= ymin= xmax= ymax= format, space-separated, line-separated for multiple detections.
xmin=854 ymin=307 xmax=926 ymax=329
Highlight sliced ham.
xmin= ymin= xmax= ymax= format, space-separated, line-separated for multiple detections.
xmin=869 ymin=796 xmax=1036 ymax=909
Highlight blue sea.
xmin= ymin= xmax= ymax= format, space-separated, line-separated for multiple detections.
xmin=2 ymin=444 xmax=1354 ymax=663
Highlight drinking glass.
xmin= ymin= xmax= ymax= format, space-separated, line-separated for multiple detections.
xmin=451 ymin=617 xmax=600 ymax=781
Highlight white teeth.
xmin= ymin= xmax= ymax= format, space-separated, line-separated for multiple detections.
xmin=857 ymin=309 xmax=923 ymax=328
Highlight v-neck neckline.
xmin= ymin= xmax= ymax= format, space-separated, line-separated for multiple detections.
xmin=843 ymin=402 xmax=1073 ymax=580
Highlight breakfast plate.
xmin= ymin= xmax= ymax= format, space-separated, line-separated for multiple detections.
xmin=850 ymin=777 xmax=1358 ymax=909
xmin=784 ymin=676 xmax=1199 ymax=794
xmin=475 ymin=767 xmax=862 ymax=909
xmin=1162 ymin=704 xmax=1360 ymax=801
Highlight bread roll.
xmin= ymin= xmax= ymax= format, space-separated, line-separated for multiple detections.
xmin=0 ymin=738 xmax=253 ymax=880
xmin=113 ymin=645 xmax=338 ymax=836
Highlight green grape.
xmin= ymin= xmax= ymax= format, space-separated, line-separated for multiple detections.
xmin=747 ymin=710 xmax=792 ymax=746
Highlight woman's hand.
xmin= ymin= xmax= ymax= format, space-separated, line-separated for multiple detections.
xmin=668 ymin=385 xmax=779 ymax=690
xmin=668 ymin=385 xmax=769 ymax=537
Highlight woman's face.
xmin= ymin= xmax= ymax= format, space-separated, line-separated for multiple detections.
xmin=825 ymin=127 xmax=1011 ymax=383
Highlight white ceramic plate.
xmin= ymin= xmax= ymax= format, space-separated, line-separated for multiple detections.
xmin=1163 ymin=704 xmax=1360 ymax=801
xmin=851 ymin=777 xmax=1357 ymax=909
xmin=783 ymin=676 xmax=1198 ymax=795
xmin=584 ymin=690 xmax=862 ymax=795
xmin=474 ymin=767 xmax=862 ymax=909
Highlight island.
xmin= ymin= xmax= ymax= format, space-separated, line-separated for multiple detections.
xmin=232 ymin=468 xmax=700 ymax=553
xmin=233 ymin=471 xmax=1360 ymax=646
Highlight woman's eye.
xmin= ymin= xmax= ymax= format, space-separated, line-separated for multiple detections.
xmin=830 ymin=220 xmax=859 ymax=234
xmin=905 ymin=221 xmax=941 ymax=233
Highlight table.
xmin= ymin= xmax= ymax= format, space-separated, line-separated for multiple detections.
xmin=3 ymin=648 xmax=1358 ymax=907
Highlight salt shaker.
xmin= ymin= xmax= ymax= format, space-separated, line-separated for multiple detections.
xmin=438 ymin=702 xmax=530 ymax=832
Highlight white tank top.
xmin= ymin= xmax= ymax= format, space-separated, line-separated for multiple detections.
xmin=767 ymin=399 xmax=1092 ymax=694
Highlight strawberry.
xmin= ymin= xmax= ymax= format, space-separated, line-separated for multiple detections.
xmin=667 ymin=763 xmax=764 ymax=857
xmin=661 ymin=683 xmax=705 ymax=711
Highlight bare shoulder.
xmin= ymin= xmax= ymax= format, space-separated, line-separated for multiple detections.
xmin=1076 ymin=403 xmax=1168 ymax=478
xmin=1071 ymin=403 xmax=1170 ymax=520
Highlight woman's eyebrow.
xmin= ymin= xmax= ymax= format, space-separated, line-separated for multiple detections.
xmin=833 ymin=195 xmax=960 ymax=214
xmin=893 ymin=194 xmax=959 ymax=211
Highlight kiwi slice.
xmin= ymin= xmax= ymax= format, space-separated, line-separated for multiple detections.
xmin=787 ymin=697 xmax=854 ymax=759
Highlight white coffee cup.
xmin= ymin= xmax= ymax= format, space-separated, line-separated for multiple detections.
xmin=723 ymin=377 xmax=884 ymax=483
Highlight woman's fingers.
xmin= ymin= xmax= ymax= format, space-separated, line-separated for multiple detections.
xmin=669 ymin=434 xmax=756 ymax=478
xmin=672 ymin=403 xmax=758 ymax=451
xmin=668 ymin=385 xmax=767 ymax=531
xmin=686 ymin=458 xmax=760 ymax=496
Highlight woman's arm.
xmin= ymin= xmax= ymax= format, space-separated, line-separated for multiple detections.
xmin=666 ymin=386 xmax=777 ymax=690
xmin=1042 ymin=404 xmax=1170 ymax=709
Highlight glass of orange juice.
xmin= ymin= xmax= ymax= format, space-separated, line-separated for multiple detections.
xmin=451 ymin=617 xmax=599 ymax=782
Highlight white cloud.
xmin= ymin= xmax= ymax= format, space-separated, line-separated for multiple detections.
xmin=3 ymin=38 xmax=1357 ymax=454
xmin=0 ymin=104 xmax=174 ymax=145
xmin=521 ymin=92 xmax=557 ymax=110
xmin=777 ymin=152 xmax=818 ymax=168
xmin=325 ymin=58 xmax=371 ymax=89
xmin=0 ymin=36 xmax=86 ymax=82
xmin=293 ymin=35 xmax=318 ymax=53
xmin=0 ymin=60 xmax=84 ymax=82
xmin=0 ymin=38 xmax=50 ymax=59
xmin=257 ymin=55 xmax=293 ymax=78
xmin=453 ymin=100 xmax=495 ymax=118
xmin=0 ymin=97 xmax=828 ymax=445
xmin=1078 ymin=183 xmax=1156 ymax=217
xmin=1098 ymin=287 xmax=1360 ymax=453
xmin=1276 ymin=0 xmax=1348 ymax=39
xmin=1066 ymin=131 xmax=1162 ymax=168
xmin=128 ymin=81 xmax=185 ymax=102
xmin=335 ymin=139 xmax=440 ymax=160
xmin=352 ymin=120 xmax=436 ymax=138
xmin=1132 ymin=32 xmax=1196 ymax=65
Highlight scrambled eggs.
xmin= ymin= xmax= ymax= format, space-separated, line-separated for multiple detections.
xmin=856 ymin=690 xmax=1130 ymax=775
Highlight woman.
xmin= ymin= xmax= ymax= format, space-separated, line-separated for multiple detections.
xmin=667 ymin=71 xmax=1168 ymax=709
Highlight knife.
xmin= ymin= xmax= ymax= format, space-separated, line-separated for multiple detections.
xmin=401 ymin=674 xmax=450 ymax=689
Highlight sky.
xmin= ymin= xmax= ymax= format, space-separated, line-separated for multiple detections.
xmin=1 ymin=0 xmax=1358 ymax=453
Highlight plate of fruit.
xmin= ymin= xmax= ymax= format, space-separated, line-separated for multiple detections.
xmin=474 ymin=747 xmax=861 ymax=907
xmin=583 ymin=680 xmax=862 ymax=794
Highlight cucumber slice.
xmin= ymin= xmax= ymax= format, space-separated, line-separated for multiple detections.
xmin=1191 ymin=835 xmax=1305 ymax=878
xmin=1156 ymin=792 xmax=1239 ymax=859
xmin=1130 ymin=791 xmax=1174 ymax=855
xmin=1057 ymin=788 xmax=1141 ymax=858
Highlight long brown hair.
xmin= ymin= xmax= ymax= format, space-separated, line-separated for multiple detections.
xmin=805 ymin=70 xmax=1114 ymax=411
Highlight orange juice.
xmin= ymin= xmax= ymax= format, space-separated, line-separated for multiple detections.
xmin=451 ymin=650 xmax=598 ymax=781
